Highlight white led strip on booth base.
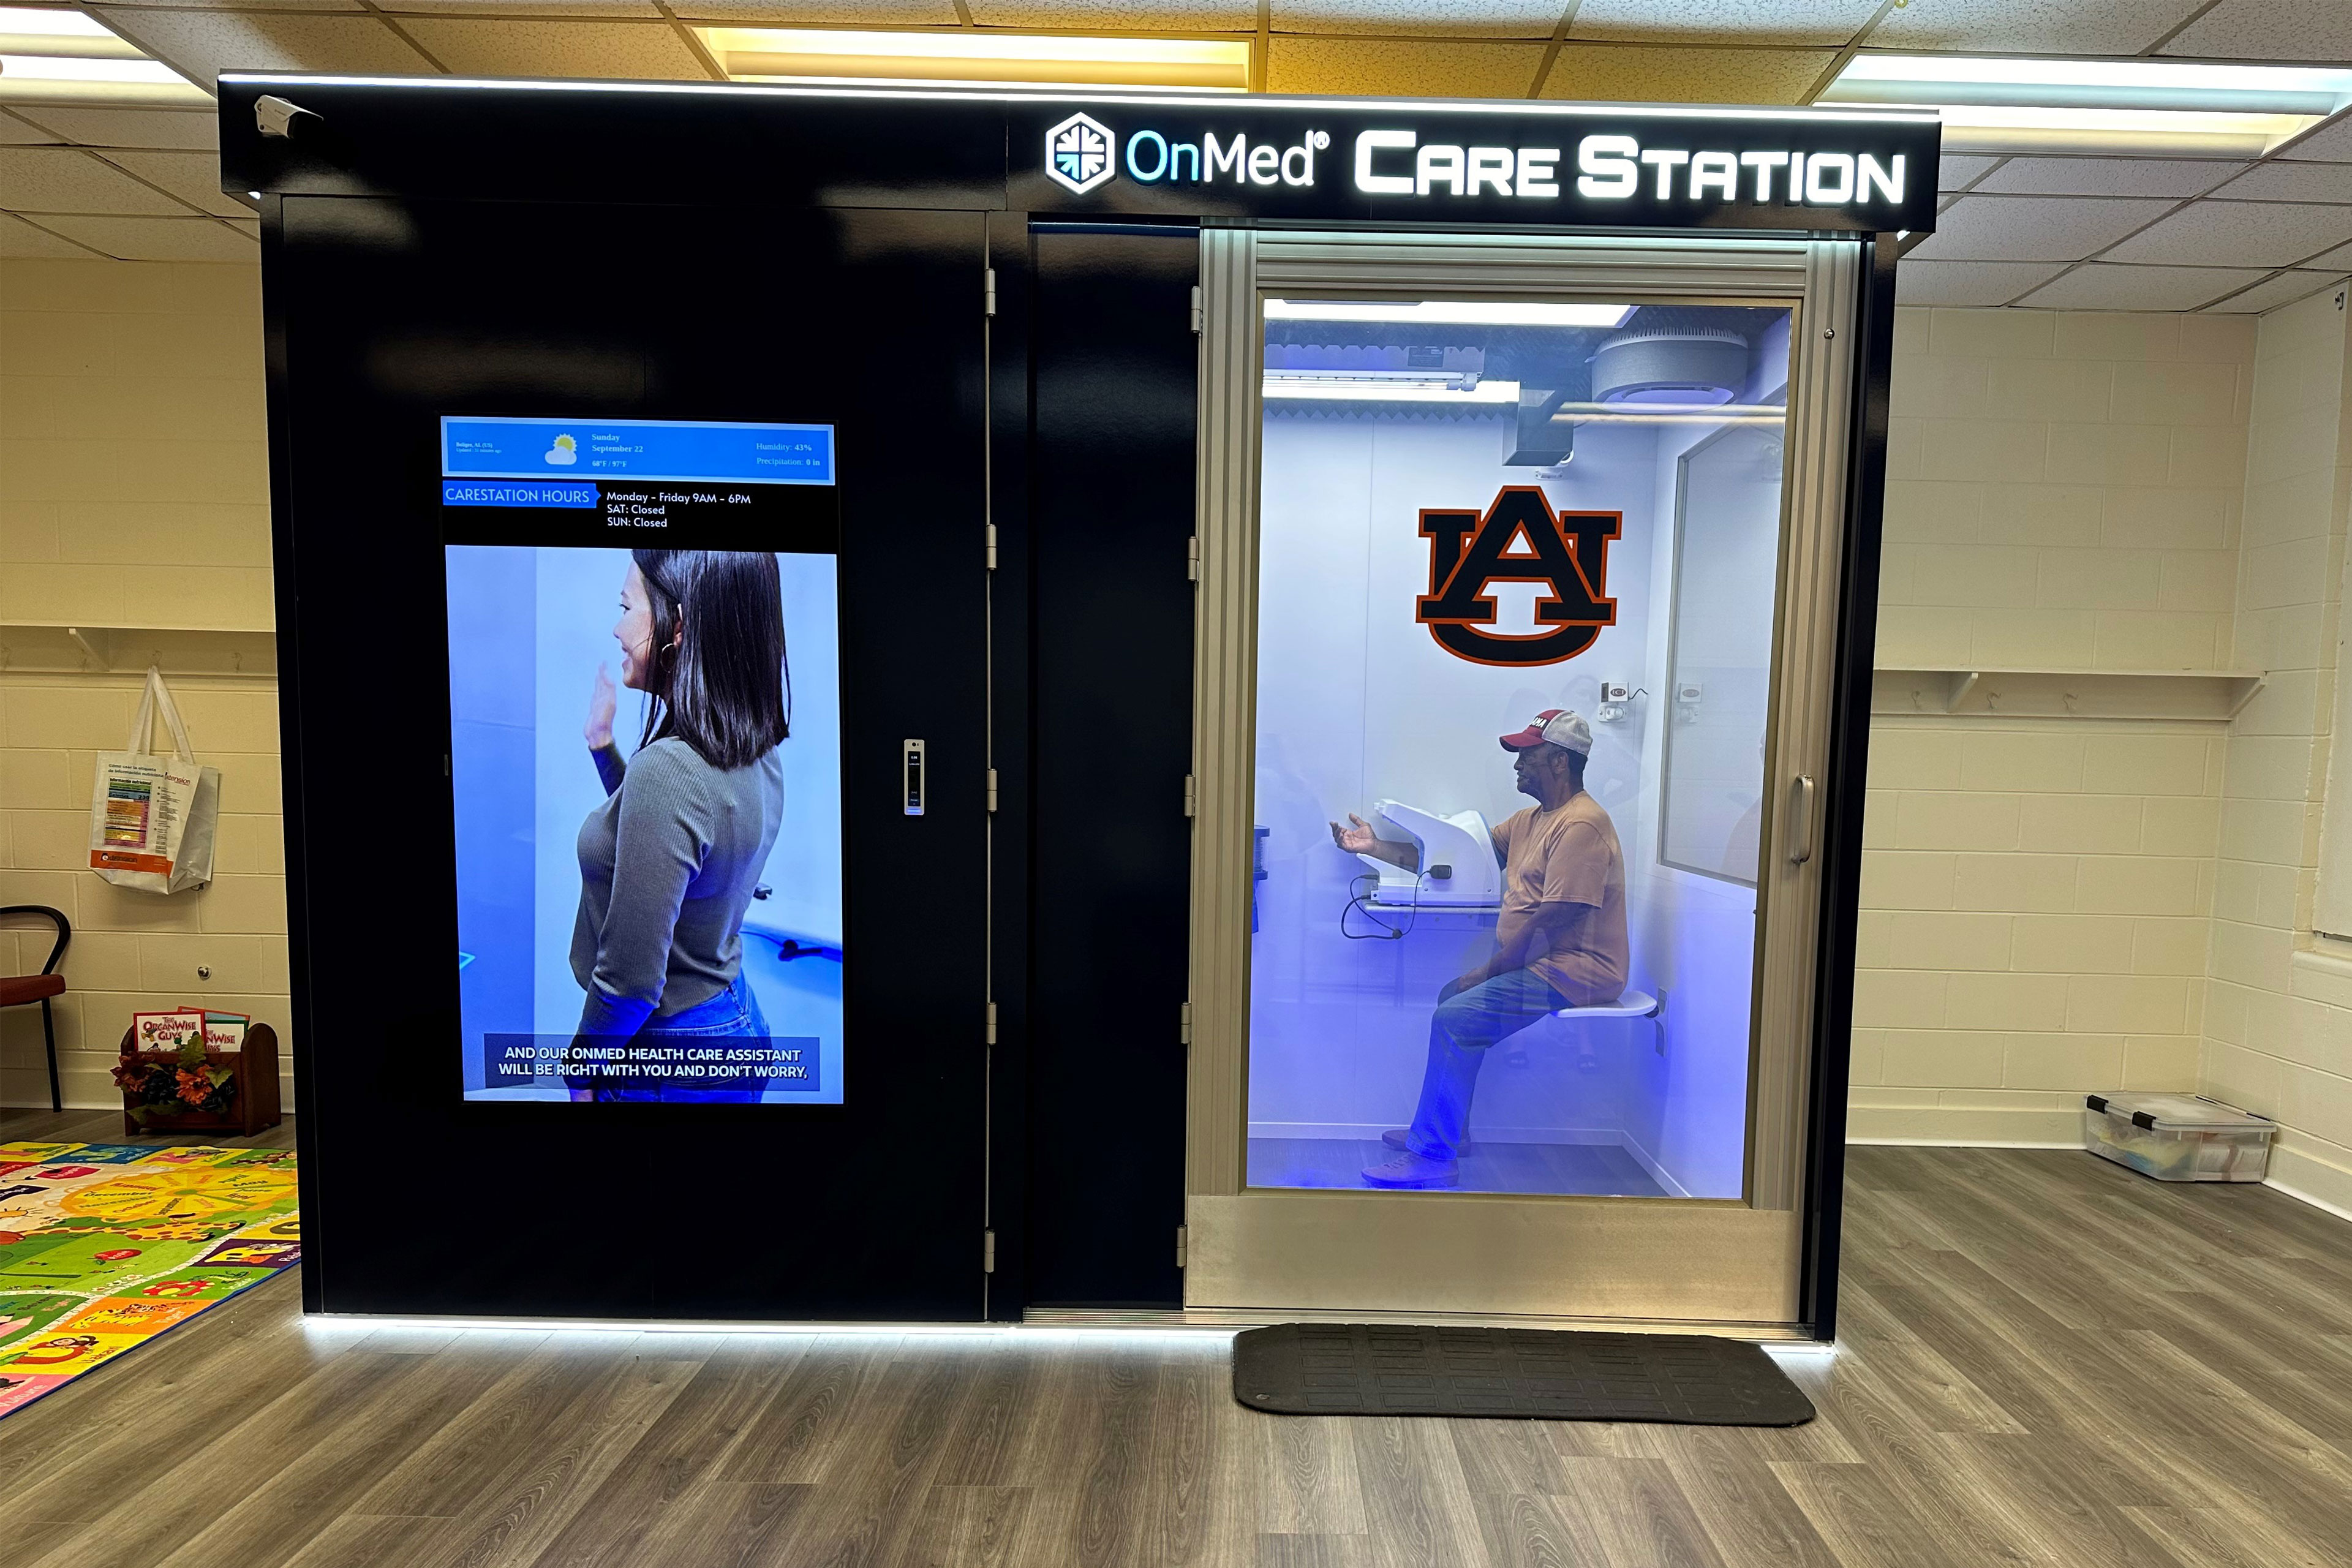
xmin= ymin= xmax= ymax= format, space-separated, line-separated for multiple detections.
xmin=298 ymin=1314 xmax=1235 ymax=1343
xmin=297 ymin=1314 xmax=1836 ymax=1350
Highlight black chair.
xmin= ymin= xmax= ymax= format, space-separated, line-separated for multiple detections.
xmin=1 ymin=905 xmax=71 ymax=1113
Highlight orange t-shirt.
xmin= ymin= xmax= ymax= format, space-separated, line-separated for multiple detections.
xmin=1491 ymin=793 xmax=1629 ymax=1006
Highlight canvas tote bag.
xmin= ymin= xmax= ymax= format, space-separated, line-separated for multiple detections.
xmin=87 ymin=666 xmax=221 ymax=895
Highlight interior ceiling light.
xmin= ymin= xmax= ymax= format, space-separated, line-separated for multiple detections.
xmin=0 ymin=7 xmax=205 ymax=105
xmin=701 ymin=28 xmax=1250 ymax=91
xmin=1266 ymin=300 xmax=1636 ymax=328
xmin=1551 ymin=402 xmax=1786 ymax=426
xmin=1263 ymin=374 xmax=1524 ymax=404
xmin=1820 ymin=55 xmax=2352 ymax=155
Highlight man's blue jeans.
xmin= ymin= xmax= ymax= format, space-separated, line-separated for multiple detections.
xmin=1404 ymin=969 xmax=1569 ymax=1161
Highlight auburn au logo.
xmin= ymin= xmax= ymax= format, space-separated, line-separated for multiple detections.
xmin=1417 ymin=487 xmax=1620 ymax=667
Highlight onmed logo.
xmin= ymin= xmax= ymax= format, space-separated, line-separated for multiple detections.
xmin=1417 ymin=488 xmax=1619 ymax=667
xmin=1046 ymin=113 xmax=1116 ymax=195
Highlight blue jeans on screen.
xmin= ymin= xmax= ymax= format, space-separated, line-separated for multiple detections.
xmin=1404 ymin=969 xmax=1570 ymax=1161
xmin=597 ymin=973 xmax=775 ymax=1104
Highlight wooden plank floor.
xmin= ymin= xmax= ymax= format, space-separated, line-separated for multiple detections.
xmin=5 ymin=1108 xmax=2350 ymax=1567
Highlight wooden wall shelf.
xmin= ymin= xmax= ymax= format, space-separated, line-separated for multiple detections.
xmin=1871 ymin=667 xmax=2264 ymax=722
xmin=0 ymin=622 xmax=277 ymax=680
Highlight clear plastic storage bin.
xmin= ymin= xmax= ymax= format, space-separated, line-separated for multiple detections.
xmin=2082 ymin=1093 xmax=2274 ymax=1183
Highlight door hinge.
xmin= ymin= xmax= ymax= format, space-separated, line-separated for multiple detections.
xmin=1183 ymin=774 xmax=1196 ymax=817
xmin=1185 ymin=535 xmax=1200 ymax=582
xmin=1178 ymin=1001 xmax=1193 ymax=1045
xmin=985 ymin=767 xmax=999 ymax=813
xmin=983 ymin=1229 xmax=997 ymax=1273
xmin=1175 ymin=1226 xmax=1188 ymax=1268
xmin=985 ymin=1001 xmax=998 ymax=1046
xmin=984 ymin=268 xmax=997 ymax=318
xmin=984 ymin=522 xmax=998 ymax=571
xmin=1189 ymin=284 xmax=1203 ymax=334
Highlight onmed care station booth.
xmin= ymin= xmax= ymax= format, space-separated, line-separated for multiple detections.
xmin=221 ymin=75 xmax=1934 ymax=1339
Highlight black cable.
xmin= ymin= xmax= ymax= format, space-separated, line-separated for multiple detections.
xmin=1340 ymin=867 xmax=1435 ymax=940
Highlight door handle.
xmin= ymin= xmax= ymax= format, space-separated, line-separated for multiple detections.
xmin=1787 ymin=774 xmax=1815 ymax=865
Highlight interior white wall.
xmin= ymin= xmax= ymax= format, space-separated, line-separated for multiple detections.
xmin=1249 ymin=401 xmax=1770 ymax=1194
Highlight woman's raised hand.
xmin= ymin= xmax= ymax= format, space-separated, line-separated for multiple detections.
xmin=586 ymin=662 xmax=616 ymax=750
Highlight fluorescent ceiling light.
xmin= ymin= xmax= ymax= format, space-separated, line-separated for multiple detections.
xmin=0 ymin=52 xmax=206 ymax=104
xmin=0 ymin=11 xmax=205 ymax=105
xmin=1264 ymin=374 xmax=1523 ymax=404
xmin=701 ymin=28 xmax=1250 ymax=91
xmin=1821 ymin=54 xmax=2352 ymax=155
xmin=1 ymin=55 xmax=181 ymax=83
xmin=1266 ymin=300 xmax=1635 ymax=328
xmin=0 ymin=7 xmax=115 ymax=32
xmin=0 ymin=6 xmax=138 ymax=58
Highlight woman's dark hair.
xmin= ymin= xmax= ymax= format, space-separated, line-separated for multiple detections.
xmin=632 ymin=549 xmax=791 ymax=771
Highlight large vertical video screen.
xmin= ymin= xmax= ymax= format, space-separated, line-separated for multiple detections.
xmin=442 ymin=417 xmax=845 ymax=1104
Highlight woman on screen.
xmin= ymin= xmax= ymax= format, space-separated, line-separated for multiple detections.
xmin=567 ymin=549 xmax=789 ymax=1102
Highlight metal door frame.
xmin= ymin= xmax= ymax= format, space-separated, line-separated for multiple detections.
xmin=1183 ymin=228 xmax=1863 ymax=1332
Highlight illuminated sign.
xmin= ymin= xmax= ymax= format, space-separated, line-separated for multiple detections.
xmin=1020 ymin=104 xmax=1941 ymax=232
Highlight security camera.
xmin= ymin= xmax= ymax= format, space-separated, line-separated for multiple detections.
xmin=254 ymin=96 xmax=322 ymax=140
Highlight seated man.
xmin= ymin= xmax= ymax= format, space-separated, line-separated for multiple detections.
xmin=1331 ymin=709 xmax=1627 ymax=1190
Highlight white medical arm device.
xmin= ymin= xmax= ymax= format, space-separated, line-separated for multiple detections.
xmin=1353 ymin=799 xmax=1502 ymax=908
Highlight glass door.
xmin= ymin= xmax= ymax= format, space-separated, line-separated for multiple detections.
xmin=1185 ymin=232 xmax=1860 ymax=1329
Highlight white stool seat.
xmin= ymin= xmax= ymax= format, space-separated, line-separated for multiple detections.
xmin=1552 ymin=989 xmax=1659 ymax=1020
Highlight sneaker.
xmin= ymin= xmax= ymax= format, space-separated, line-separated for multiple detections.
xmin=1361 ymin=1150 xmax=1459 ymax=1189
xmin=1381 ymin=1129 xmax=1474 ymax=1156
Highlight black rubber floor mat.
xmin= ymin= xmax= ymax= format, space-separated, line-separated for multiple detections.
xmin=1233 ymin=1322 xmax=1815 ymax=1424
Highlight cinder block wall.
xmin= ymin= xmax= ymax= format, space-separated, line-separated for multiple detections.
xmin=1852 ymin=306 xmax=2253 ymax=1145
xmin=0 ymin=258 xmax=289 ymax=1110
xmin=2202 ymin=285 xmax=2352 ymax=1216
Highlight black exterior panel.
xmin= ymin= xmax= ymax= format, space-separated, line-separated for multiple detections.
xmin=1022 ymin=225 xmax=1199 ymax=1308
xmin=272 ymin=195 xmax=989 ymax=1320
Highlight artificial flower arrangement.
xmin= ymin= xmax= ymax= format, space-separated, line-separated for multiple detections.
xmin=114 ymin=1009 xmax=247 ymax=1125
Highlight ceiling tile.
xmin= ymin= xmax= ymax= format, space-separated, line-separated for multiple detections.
xmin=2201 ymin=270 xmax=2346 ymax=314
xmin=1266 ymin=37 xmax=1545 ymax=97
xmin=1974 ymin=157 xmax=2242 ymax=198
xmin=1565 ymin=0 xmax=1881 ymax=46
xmin=2206 ymin=162 xmax=2352 ymax=203
xmin=2280 ymin=115 xmax=2352 ymax=163
xmin=96 ymin=11 xmax=437 ymax=86
xmin=0 ymin=112 xmax=62 ymax=146
xmin=1867 ymin=0 xmax=2204 ymax=55
xmin=676 ymin=0 xmax=959 ymax=17
xmin=395 ymin=18 xmax=710 ymax=78
xmin=1907 ymin=195 xmax=2176 ymax=263
xmin=95 ymin=149 xmax=247 ymax=218
xmin=2015 ymin=263 xmax=2272 ymax=311
xmin=1939 ymin=154 xmax=1999 ymax=190
xmin=0 ymin=213 xmax=100 ymax=258
xmin=34 ymin=213 xmax=257 ymax=262
xmin=0 ymin=147 xmax=191 ymax=216
xmin=2302 ymin=239 xmax=2352 ymax=270
xmin=2105 ymin=201 xmax=2352 ymax=266
xmin=1267 ymin=0 xmax=1565 ymax=39
xmin=7 ymin=107 xmax=217 ymax=151
xmin=1540 ymin=43 xmax=1833 ymax=104
xmin=1894 ymin=259 xmax=2068 ymax=306
xmin=2160 ymin=0 xmax=2352 ymax=61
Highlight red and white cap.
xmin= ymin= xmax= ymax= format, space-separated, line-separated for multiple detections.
xmin=1499 ymin=708 xmax=1594 ymax=756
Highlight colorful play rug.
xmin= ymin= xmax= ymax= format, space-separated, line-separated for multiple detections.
xmin=0 ymin=1140 xmax=299 ymax=1420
